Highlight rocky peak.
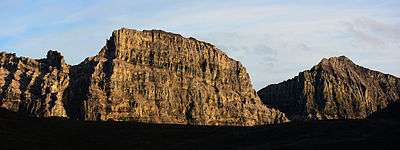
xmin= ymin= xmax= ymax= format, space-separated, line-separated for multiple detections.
xmin=313 ymin=56 xmax=356 ymax=73
xmin=320 ymin=55 xmax=352 ymax=63
xmin=258 ymin=56 xmax=400 ymax=121
xmin=45 ymin=50 xmax=65 ymax=69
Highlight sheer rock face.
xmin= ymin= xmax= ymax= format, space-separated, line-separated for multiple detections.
xmin=258 ymin=56 xmax=400 ymax=121
xmin=0 ymin=28 xmax=288 ymax=126
xmin=67 ymin=28 xmax=287 ymax=125
xmin=0 ymin=51 xmax=69 ymax=117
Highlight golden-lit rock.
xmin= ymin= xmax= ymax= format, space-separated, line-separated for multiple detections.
xmin=67 ymin=28 xmax=288 ymax=125
xmin=0 ymin=51 xmax=69 ymax=117
xmin=0 ymin=28 xmax=288 ymax=126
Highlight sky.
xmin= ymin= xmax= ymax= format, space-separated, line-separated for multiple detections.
xmin=0 ymin=0 xmax=399 ymax=89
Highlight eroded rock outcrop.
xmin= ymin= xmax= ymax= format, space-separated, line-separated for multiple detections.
xmin=0 ymin=51 xmax=69 ymax=117
xmin=258 ymin=56 xmax=400 ymax=121
xmin=0 ymin=28 xmax=288 ymax=126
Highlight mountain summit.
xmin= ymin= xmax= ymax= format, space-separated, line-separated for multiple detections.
xmin=0 ymin=28 xmax=288 ymax=126
xmin=258 ymin=56 xmax=400 ymax=121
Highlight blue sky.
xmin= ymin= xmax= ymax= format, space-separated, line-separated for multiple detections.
xmin=0 ymin=0 xmax=399 ymax=89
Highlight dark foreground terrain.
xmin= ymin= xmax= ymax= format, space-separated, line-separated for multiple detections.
xmin=1 ymin=105 xmax=399 ymax=150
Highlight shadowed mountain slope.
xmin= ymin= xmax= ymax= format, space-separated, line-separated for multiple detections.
xmin=258 ymin=56 xmax=400 ymax=121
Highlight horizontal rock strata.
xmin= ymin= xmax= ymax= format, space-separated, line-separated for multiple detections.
xmin=0 ymin=28 xmax=288 ymax=126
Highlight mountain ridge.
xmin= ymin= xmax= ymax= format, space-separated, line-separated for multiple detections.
xmin=0 ymin=28 xmax=288 ymax=126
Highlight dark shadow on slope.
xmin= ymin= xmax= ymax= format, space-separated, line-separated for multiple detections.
xmin=63 ymin=38 xmax=117 ymax=120
xmin=368 ymin=101 xmax=400 ymax=120
xmin=63 ymin=61 xmax=96 ymax=120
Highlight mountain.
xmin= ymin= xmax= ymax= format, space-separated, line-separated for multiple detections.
xmin=0 ymin=28 xmax=287 ymax=126
xmin=258 ymin=56 xmax=400 ymax=121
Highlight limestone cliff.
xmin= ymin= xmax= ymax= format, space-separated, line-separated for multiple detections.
xmin=258 ymin=56 xmax=400 ymax=121
xmin=0 ymin=28 xmax=288 ymax=126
